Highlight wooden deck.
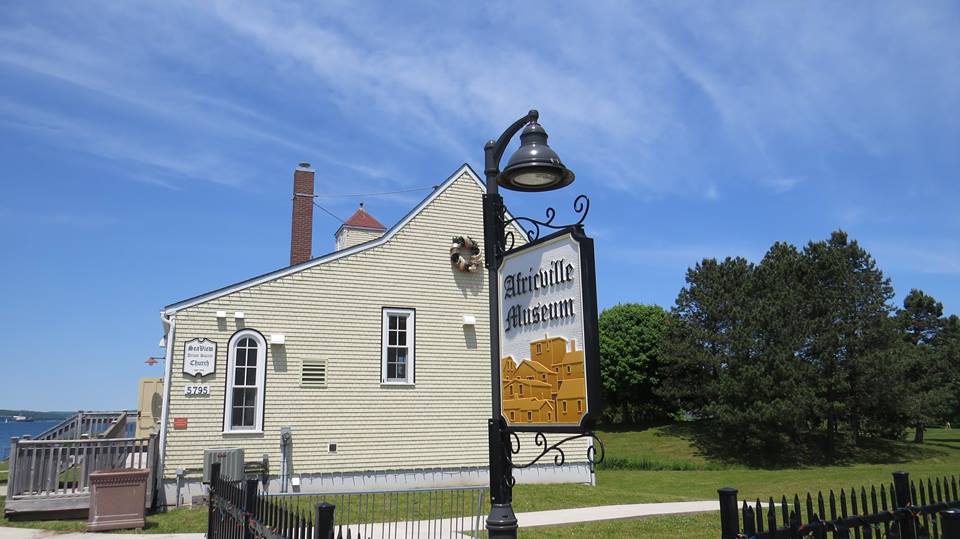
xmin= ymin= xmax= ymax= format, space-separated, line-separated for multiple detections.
xmin=4 ymin=411 xmax=157 ymax=517
xmin=5 ymin=492 xmax=91 ymax=516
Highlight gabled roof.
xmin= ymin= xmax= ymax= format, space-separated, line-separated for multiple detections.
xmin=340 ymin=204 xmax=386 ymax=231
xmin=557 ymin=378 xmax=586 ymax=399
xmin=559 ymin=351 xmax=585 ymax=365
xmin=163 ymin=163 xmax=525 ymax=314
xmin=516 ymin=359 xmax=553 ymax=374
xmin=503 ymin=398 xmax=555 ymax=412
xmin=504 ymin=378 xmax=552 ymax=388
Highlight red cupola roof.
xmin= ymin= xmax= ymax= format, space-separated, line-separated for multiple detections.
xmin=343 ymin=203 xmax=386 ymax=230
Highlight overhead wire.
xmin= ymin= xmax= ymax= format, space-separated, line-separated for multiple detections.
xmin=311 ymin=185 xmax=439 ymax=198
xmin=295 ymin=184 xmax=439 ymax=224
xmin=312 ymin=201 xmax=345 ymax=223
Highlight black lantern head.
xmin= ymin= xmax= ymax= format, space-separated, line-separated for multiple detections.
xmin=499 ymin=121 xmax=575 ymax=192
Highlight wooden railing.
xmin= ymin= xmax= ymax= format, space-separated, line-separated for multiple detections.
xmin=99 ymin=412 xmax=129 ymax=439
xmin=7 ymin=434 xmax=157 ymax=504
xmin=34 ymin=410 xmax=137 ymax=441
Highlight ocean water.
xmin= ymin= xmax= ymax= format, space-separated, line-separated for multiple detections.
xmin=0 ymin=420 xmax=60 ymax=460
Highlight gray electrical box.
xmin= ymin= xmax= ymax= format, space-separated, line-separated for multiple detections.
xmin=202 ymin=448 xmax=245 ymax=483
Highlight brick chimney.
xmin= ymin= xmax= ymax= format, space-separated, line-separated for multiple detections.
xmin=290 ymin=163 xmax=314 ymax=265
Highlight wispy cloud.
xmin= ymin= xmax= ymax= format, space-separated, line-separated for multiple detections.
xmin=872 ymin=241 xmax=960 ymax=275
xmin=0 ymin=1 xmax=957 ymax=203
xmin=0 ymin=207 xmax=117 ymax=228
xmin=763 ymin=176 xmax=804 ymax=194
xmin=609 ymin=242 xmax=763 ymax=270
xmin=0 ymin=98 xmax=246 ymax=188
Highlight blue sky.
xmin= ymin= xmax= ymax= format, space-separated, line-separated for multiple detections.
xmin=1 ymin=2 xmax=958 ymax=410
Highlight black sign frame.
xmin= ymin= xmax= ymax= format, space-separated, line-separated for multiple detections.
xmin=496 ymin=225 xmax=602 ymax=434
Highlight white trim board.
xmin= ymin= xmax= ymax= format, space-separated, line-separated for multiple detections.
xmin=162 ymin=163 xmax=527 ymax=315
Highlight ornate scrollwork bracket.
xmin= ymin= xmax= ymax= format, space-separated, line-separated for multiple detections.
xmin=501 ymin=194 xmax=590 ymax=254
xmin=502 ymin=430 xmax=605 ymax=488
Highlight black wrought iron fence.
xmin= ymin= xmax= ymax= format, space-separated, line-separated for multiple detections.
xmin=719 ymin=471 xmax=960 ymax=539
xmin=263 ymin=485 xmax=487 ymax=539
xmin=208 ymin=462 xmax=488 ymax=539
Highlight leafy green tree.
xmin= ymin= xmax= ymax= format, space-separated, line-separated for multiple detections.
xmin=598 ymin=303 xmax=669 ymax=424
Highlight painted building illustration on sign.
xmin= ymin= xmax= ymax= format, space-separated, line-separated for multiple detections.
xmin=153 ymin=163 xmax=593 ymax=506
xmin=501 ymin=335 xmax=586 ymax=425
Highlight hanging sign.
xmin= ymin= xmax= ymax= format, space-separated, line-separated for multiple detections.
xmin=497 ymin=227 xmax=601 ymax=433
xmin=183 ymin=338 xmax=217 ymax=377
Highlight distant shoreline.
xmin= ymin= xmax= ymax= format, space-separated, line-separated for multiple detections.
xmin=0 ymin=409 xmax=73 ymax=422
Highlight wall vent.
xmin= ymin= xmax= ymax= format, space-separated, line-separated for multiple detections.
xmin=301 ymin=359 xmax=327 ymax=387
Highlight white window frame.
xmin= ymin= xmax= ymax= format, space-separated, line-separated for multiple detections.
xmin=223 ymin=329 xmax=267 ymax=433
xmin=381 ymin=308 xmax=415 ymax=385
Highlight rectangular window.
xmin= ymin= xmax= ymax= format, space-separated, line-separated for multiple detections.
xmin=382 ymin=308 xmax=415 ymax=384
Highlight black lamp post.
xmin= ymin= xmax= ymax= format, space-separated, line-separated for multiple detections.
xmin=482 ymin=109 xmax=574 ymax=538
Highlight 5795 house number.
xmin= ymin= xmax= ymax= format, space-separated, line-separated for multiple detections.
xmin=184 ymin=384 xmax=211 ymax=397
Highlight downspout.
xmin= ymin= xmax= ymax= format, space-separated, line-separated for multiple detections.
xmin=157 ymin=310 xmax=176 ymax=506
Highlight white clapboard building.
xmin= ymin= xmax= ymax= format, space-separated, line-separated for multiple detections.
xmin=156 ymin=163 xmax=591 ymax=505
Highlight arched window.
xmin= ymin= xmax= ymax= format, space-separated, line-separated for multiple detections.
xmin=224 ymin=330 xmax=267 ymax=432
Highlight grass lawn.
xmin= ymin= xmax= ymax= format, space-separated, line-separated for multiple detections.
xmin=511 ymin=425 xmax=960 ymax=537
xmin=0 ymin=460 xmax=7 ymax=485
xmin=521 ymin=511 xmax=721 ymax=539
xmin=514 ymin=426 xmax=960 ymax=514
xmin=0 ymin=496 xmax=208 ymax=534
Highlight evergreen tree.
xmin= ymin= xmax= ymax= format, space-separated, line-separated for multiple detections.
xmin=897 ymin=289 xmax=956 ymax=442
xmin=662 ymin=246 xmax=826 ymax=460
xmin=660 ymin=230 xmax=902 ymax=462
xmin=798 ymin=231 xmax=897 ymax=453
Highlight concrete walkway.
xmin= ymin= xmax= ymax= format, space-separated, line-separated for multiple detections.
xmin=0 ymin=500 xmax=719 ymax=538
xmin=517 ymin=500 xmax=719 ymax=527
